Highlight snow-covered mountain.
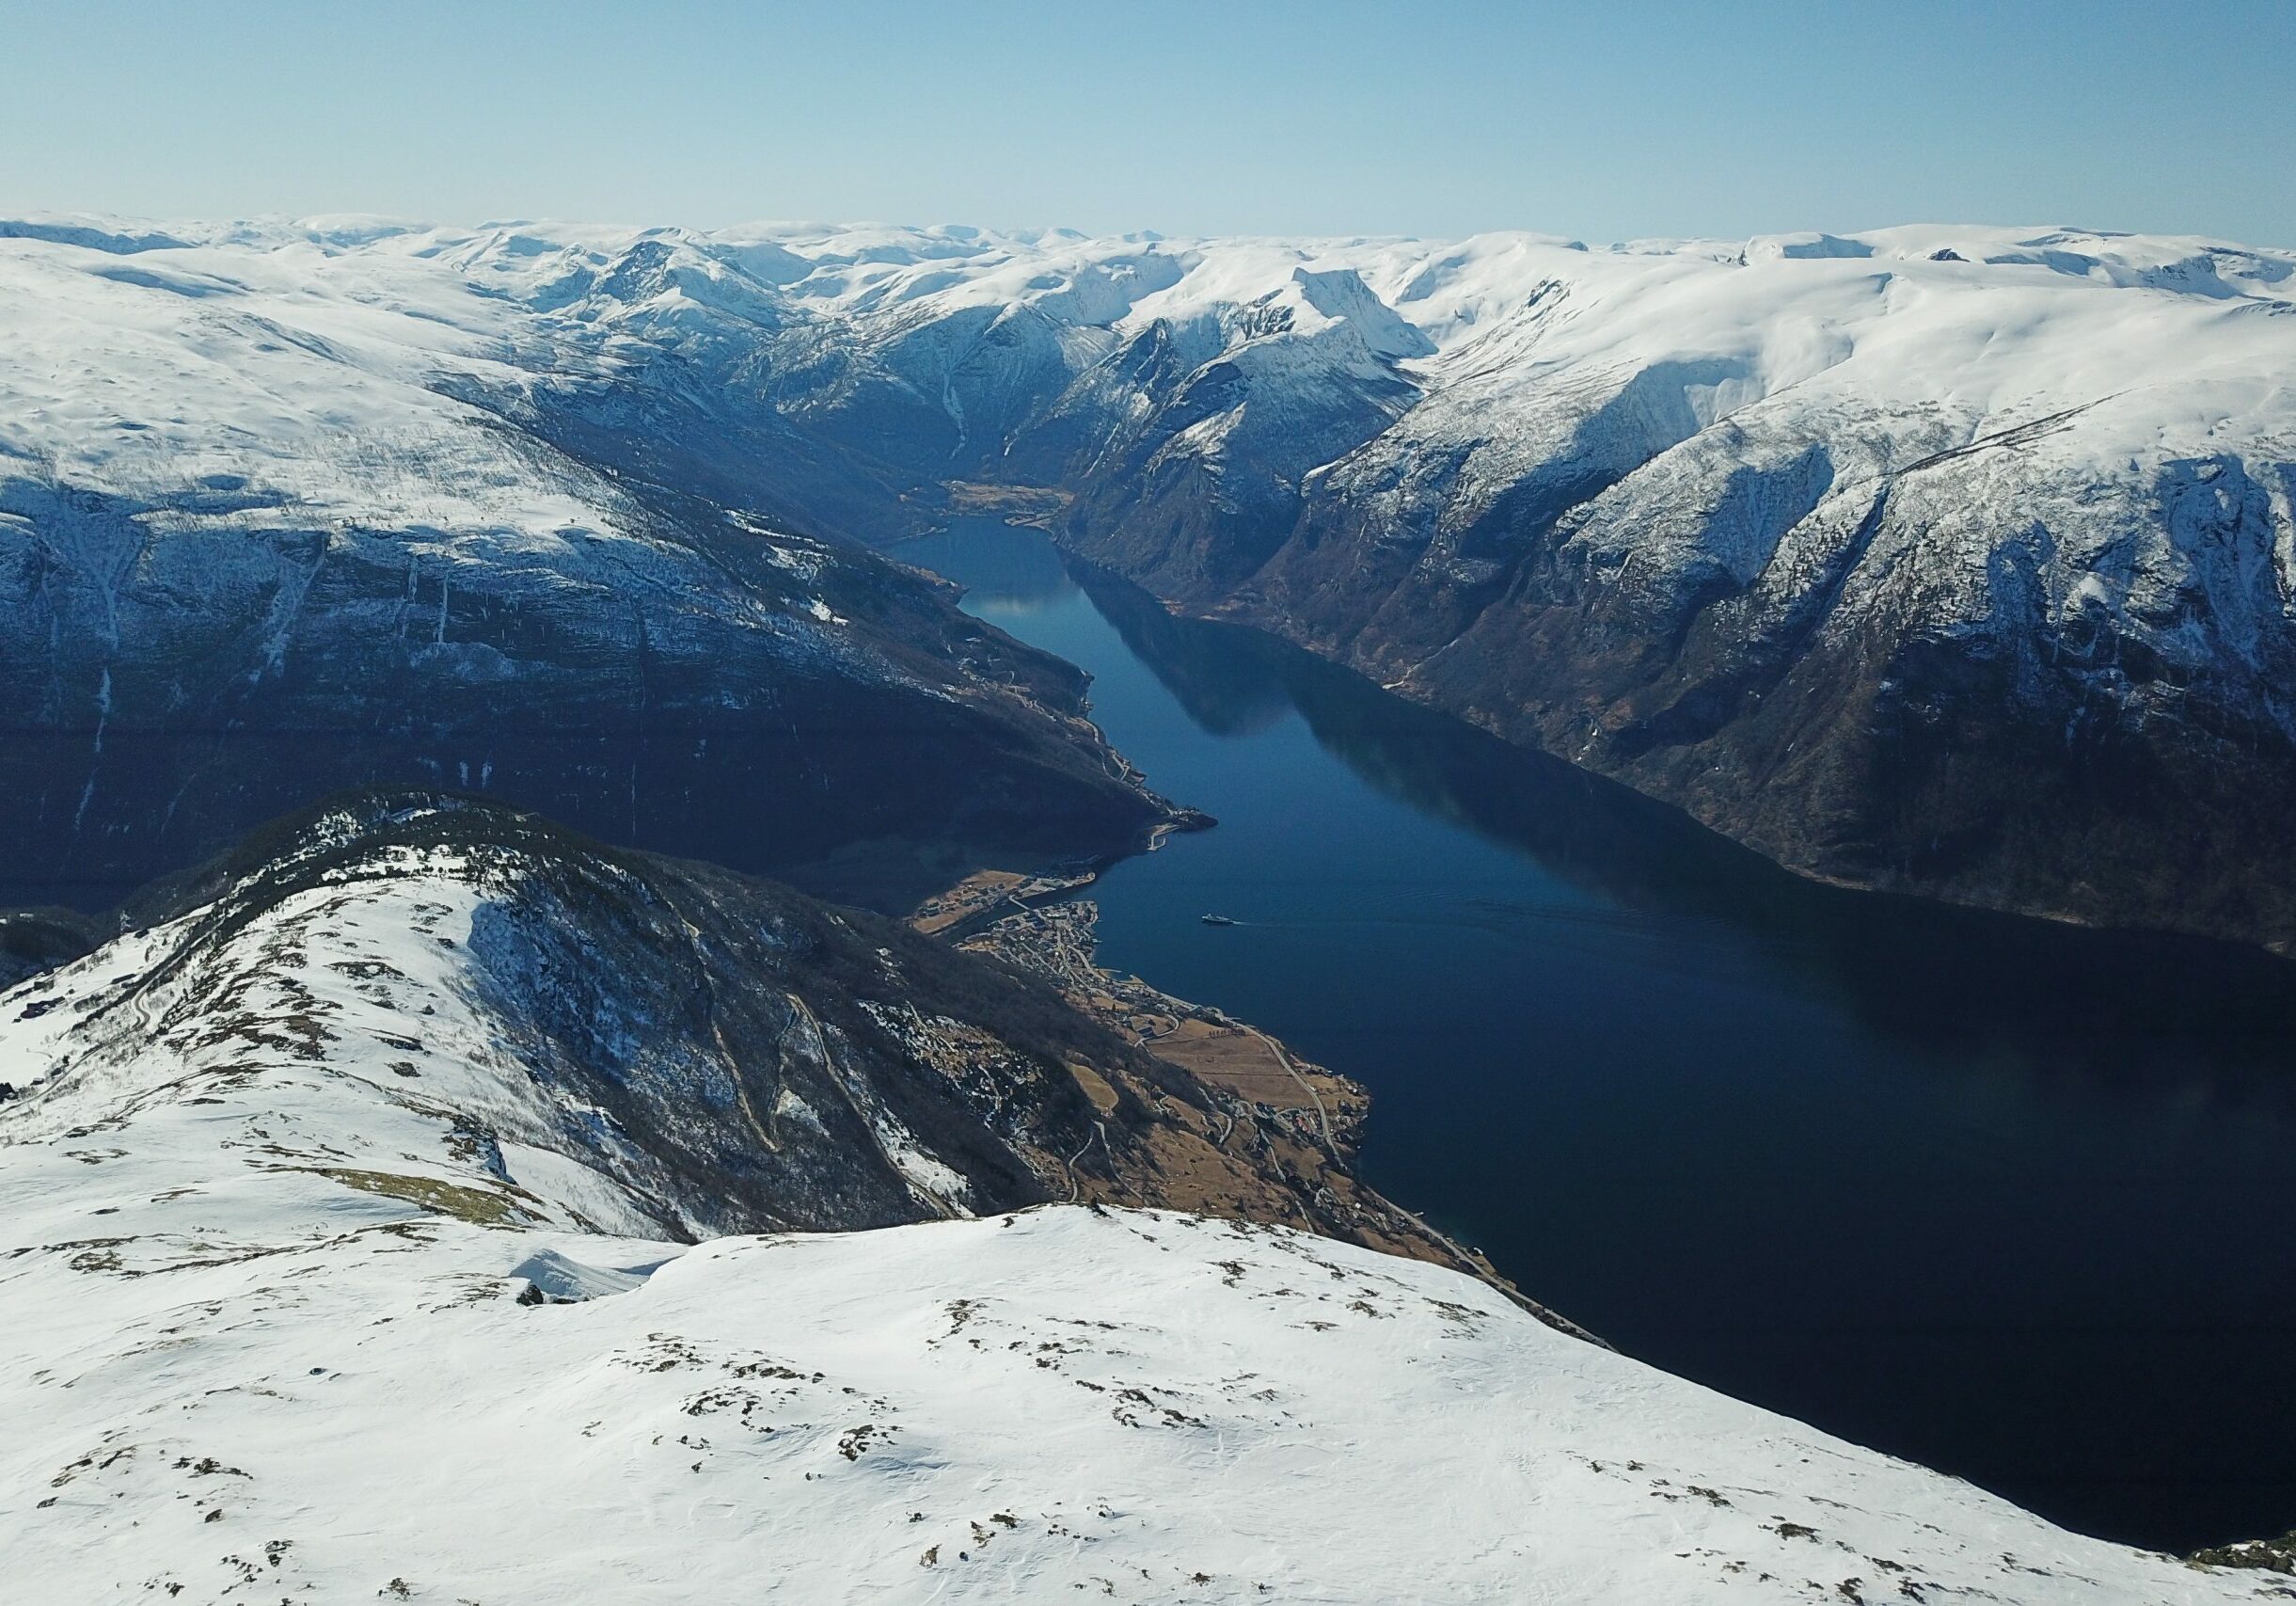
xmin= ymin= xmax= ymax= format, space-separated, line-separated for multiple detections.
xmin=727 ymin=217 xmax=2296 ymax=946
xmin=0 ymin=789 xmax=1481 ymax=1262
xmin=4 ymin=796 xmax=2287 ymax=1602
xmin=7 ymin=214 xmax=2290 ymax=942
xmin=1053 ymin=228 xmax=2296 ymax=950
xmin=0 ymin=217 xmax=1168 ymax=911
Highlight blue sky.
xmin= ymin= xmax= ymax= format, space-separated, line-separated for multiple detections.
xmin=3 ymin=0 xmax=2289 ymax=245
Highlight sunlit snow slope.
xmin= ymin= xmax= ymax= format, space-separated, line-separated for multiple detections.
xmin=0 ymin=801 xmax=2288 ymax=1603
xmin=4 ymin=1058 xmax=2284 ymax=1601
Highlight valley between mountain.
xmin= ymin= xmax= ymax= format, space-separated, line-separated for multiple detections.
xmin=8 ymin=214 xmax=2296 ymax=1589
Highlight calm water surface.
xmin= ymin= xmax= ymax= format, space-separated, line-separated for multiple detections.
xmin=903 ymin=517 xmax=2296 ymax=1554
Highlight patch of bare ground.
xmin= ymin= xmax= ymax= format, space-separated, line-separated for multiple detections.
xmin=1148 ymin=1019 xmax=1358 ymax=1125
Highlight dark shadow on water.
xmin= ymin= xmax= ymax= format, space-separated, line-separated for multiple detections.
xmin=905 ymin=517 xmax=2296 ymax=1554
xmin=1077 ymin=562 xmax=2296 ymax=1095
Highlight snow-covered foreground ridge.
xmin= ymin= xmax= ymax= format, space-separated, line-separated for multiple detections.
xmin=0 ymin=819 xmax=2287 ymax=1602
xmin=18 ymin=1213 xmax=2279 ymax=1606
xmin=5 ymin=212 xmax=2295 ymax=943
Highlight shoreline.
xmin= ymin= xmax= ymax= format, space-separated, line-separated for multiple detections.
xmin=910 ymin=881 xmax=1603 ymax=1344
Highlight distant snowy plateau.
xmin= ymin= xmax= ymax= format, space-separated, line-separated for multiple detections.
xmin=3 ymin=214 xmax=2292 ymax=941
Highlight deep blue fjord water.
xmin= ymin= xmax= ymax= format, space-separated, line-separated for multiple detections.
xmin=902 ymin=517 xmax=2296 ymax=1554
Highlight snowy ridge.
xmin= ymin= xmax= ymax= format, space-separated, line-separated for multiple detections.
xmin=1 ymin=788 xmax=1509 ymax=1271
xmin=0 ymin=827 xmax=684 ymax=1238
xmin=15 ymin=214 xmax=2285 ymax=509
xmin=0 ymin=790 xmax=1147 ymax=1242
xmin=4 ymin=875 xmax=2288 ymax=1602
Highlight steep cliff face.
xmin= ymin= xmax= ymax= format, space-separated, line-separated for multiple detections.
xmin=1240 ymin=405 xmax=2296 ymax=941
xmin=1196 ymin=234 xmax=2296 ymax=946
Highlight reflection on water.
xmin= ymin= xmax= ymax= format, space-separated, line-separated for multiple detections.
xmin=902 ymin=517 xmax=2296 ymax=1553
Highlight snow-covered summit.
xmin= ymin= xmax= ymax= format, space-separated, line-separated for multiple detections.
xmin=3 ymin=810 xmax=2287 ymax=1602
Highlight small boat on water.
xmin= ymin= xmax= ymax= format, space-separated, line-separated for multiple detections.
xmin=1199 ymin=914 xmax=1238 ymax=927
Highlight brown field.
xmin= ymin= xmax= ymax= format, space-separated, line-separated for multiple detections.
xmin=1147 ymin=1020 xmax=1315 ymax=1109
xmin=941 ymin=481 xmax=1071 ymax=523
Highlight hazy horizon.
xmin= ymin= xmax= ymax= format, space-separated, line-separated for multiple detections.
xmin=4 ymin=0 xmax=2291 ymax=248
